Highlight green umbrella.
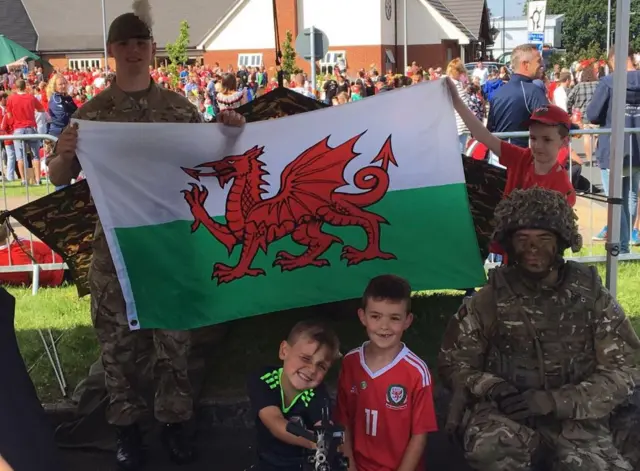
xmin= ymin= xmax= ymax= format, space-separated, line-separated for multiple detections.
xmin=0 ymin=34 xmax=40 ymax=67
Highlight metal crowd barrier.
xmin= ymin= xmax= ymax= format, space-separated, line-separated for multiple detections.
xmin=481 ymin=127 xmax=640 ymax=266
xmin=0 ymin=133 xmax=68 ymax=396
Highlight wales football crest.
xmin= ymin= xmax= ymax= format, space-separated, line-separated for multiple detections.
xmin=386 ymin=384 xmax=408 ymax=410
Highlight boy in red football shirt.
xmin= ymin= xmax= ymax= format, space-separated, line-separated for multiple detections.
xmin=335 ymin=275 xmax=438 ymax=471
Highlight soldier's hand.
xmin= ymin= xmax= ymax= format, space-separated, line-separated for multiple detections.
xmin=500 ymin=392 xmax=532 ymax=421
xmin=217 ymin=110 xmax=246 ymax=127
xmin=487 ymin=381 xmax=532 ymax=420
xmin=521 ymin=390 xmax=556 ymax=417
xmin=56 ymin=123 xmax=79 ymax=162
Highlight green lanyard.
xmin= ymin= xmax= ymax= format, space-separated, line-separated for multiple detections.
xmin=261 ymin=368 xmax=316 ymax=413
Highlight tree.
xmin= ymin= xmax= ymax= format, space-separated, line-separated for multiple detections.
xmin=166 ymin=20 xmax=190 ymax=86
xmin=281 ymin=30 xmax=302 ymax=79
xmin=520 ymin=0 xmax=640 ymax=60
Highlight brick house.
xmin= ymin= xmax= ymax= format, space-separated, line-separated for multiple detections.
xmin=199 ymin=0 xmax=493 ymax=73
xmin=1 ymin=0 xmax=491 ymax=73
xmin=0 ymin=0 xmax=238 ymax=70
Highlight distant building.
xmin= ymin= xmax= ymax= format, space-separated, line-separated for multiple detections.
xmin=489 ymin=14 xmax=564 ymax=59
xmin=1 ymin=0 xmax=493 ymax=74
xmin=200 ymin=0 xmax=494 ymax=74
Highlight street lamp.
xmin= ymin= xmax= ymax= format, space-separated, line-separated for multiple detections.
xmin=607 ymin=0 xmax=612 ymax=57
xmin=404 ymin=0 xmax=408 ymax=73
xmin=502 ymin=0 xmax=505 ymax=54
xmin=101 ymin=0 xmax=108 ymax=71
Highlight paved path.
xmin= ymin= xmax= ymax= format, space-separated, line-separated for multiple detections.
xmin=2 ymin=193 xmax=50 ymax=240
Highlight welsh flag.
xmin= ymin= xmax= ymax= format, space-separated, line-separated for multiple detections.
xmin=76 ymin=80 xmax=485 ymax=330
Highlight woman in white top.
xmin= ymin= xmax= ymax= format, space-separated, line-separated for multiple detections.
xmin=216 ymin=73 xmax=248 ymax=112
xmin=446 ymin=58 xmax=472 ymax=153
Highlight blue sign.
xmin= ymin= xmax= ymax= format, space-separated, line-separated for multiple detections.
xmin=528 ymin=32 xmax=544 ymax=43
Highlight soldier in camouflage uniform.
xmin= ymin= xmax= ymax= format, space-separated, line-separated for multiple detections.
xmin=438 ymin=187 xmax=640 ymax=471
xmin=46 ymin=5 xmax=244 ymax=470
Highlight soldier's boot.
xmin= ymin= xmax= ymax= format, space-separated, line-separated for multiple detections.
xmin=115 ymin=424 xmax=145 ymax=470
xmin=161 ymin=422 xmax=195 ymax=465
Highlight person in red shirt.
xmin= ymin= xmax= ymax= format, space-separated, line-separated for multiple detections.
xmin=0 ymin=92 xmax=18 ymax=181
xmin=0 ymin=220 xmax=65 ymax=287
xmin=6 ymin=79 xmax=45 ymax=185
xmin=447 ymin=78 xmax=576 ymax=264
xmin=494 ymin=107 xmax=576 ymax=206
xmin=335 ymin=275 xmax=438 ymax=471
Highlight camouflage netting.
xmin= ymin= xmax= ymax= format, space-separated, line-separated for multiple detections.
xmin=492 ymin=187 xmax=583 ymax=253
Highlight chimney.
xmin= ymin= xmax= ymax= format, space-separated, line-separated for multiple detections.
xmin=275 ymin=0 xmax=299 ymax=48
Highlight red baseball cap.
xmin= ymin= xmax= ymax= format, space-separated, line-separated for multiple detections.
xmin=527 ymin=105 xmax=578 ymax=130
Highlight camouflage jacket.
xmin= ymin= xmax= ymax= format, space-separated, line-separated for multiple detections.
xmin=438 ymin=261 xmax=640 ymax=421
xmin=46 ymin=80 xmax=202 ymax=275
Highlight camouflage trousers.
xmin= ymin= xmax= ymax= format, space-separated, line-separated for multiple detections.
xmin=90 ymin=271 xmax=192 ymax=426
xmin=462 ymin=401 xmax=639 ymax=471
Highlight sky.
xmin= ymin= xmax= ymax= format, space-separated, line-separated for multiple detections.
xmin=487 ymin=0 xmax=524 ymax=19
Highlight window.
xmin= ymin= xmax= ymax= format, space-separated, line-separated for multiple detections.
xmin=238 ymin=53 xmax=263 ymax=68
xmin=319 ymin=51 xmax=346 ymax=75
xmin=385 ymin=49 xmax=396 ymax=65
xmin=68 ymin=58 xmax=102 ymax=70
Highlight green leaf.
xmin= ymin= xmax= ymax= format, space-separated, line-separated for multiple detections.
xmin=165 ymin=20 xmax=191 ymax=86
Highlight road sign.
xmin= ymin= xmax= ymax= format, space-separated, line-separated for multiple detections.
xmin=528 ymin=32 xmax=544 ymax=43
xmin=527 ymin=0 xmax=547 ymax=33
xmin=295 ymin=27 xmax=329 ymax=63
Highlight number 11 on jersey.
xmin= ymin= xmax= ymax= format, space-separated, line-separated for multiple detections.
xmin=365 ymin=409 xmax=378 ymax=436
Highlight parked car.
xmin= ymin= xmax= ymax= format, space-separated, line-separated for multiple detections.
xmin=496 ymin=48 xmax=565 ymax=70
xmin=464 ymin=62 xmax=512 ymax=76
xmin=496 ymin=52 xmax=511 ymax=66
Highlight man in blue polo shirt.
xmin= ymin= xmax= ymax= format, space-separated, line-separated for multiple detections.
xmin=487 ymin=44 xmax=549 ymax=149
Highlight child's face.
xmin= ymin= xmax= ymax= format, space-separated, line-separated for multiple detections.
xmin=529 ymin=123 xmax=568 ymax=165
xmin=279 ymin=336 xmax=332 ymax=393
xmin=358 ymin=298 xmax=413 ymax=350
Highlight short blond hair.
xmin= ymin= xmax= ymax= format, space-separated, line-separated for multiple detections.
xmin=446 ymin=58 xmax=466 ymax=79
xmin=511 ymin=44 xmax=539 ymax=71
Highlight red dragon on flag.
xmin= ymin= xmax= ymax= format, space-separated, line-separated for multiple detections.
xmin=181 ymin=133 xmax=398 ymax=284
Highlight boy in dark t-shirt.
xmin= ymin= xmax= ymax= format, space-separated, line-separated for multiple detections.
xmin=247 ymin=320 xmax=341 ymax=471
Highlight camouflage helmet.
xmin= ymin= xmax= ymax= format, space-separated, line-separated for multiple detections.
xmin=107 ymin=12 xmax=152 ymax=44
xmin=492 ymin=187 xmax=582 ymax=253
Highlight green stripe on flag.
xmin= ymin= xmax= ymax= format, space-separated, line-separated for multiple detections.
xmin=115 ymin=183 xmax=485 ymax=329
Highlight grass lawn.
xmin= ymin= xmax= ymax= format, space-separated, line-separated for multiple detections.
xmin=0 ymin=179 xmax=53 ymax=202
xmin=10 ymin=256 xmax=640 ymax=404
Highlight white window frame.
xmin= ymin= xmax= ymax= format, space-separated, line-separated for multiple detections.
xmin=237 ymin=53 xmax=263 ymax=68
xmin=68 ymin=58 xmax=103 ymax=70
xmin=319 ymin=50 xmax=346 ymax=75
xmin=385 ymin=48 xmax=396 ymax=65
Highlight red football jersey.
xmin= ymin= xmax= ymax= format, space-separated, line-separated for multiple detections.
xmin=335 ymin=343 xmax=438 ymax=471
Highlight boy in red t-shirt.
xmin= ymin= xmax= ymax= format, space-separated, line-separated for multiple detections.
xmin=447 ymin=78 xmax=576 ymax=205
xmin=335 ymin=275 xmax=438 ymax=471
xmin=447 ymin=78 xmax=576 ymax=262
